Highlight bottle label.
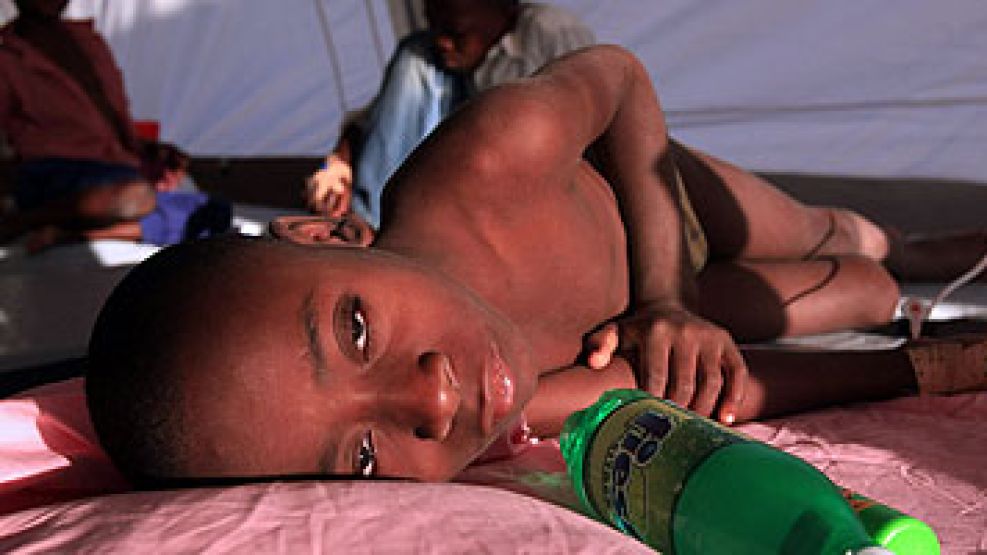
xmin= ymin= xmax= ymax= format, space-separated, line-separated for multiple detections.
xmin=584 ymin=398 xmax=745 ymax=550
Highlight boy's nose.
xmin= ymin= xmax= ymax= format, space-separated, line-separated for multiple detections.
xmin=388 ymin=351 xmax=461 ymax=442
xmin=432 ymin=37 xmax=460 ymax=66
xmin=434 ymin=35 xmax=455 ymax=55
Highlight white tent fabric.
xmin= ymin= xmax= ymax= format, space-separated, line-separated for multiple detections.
xmin=3 ymin=0 xmax=986 ymax=182
xmin=585 ymin=1 xmax=987 ymax=182
xmin=52 ymin=0 xmax=396 ymax=157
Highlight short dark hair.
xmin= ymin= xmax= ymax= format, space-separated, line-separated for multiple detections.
xmin=86 ymin=234 xmax=265 ymax=484
xmin=424 ymin=0 xmax=519 ymax=14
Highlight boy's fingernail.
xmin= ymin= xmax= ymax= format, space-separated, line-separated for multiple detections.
xmin=722 ymin=412 xmax=735 ymax=425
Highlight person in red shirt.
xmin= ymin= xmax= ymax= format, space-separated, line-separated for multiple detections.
xmin=0 ymin=0 xmax=227 ymax=250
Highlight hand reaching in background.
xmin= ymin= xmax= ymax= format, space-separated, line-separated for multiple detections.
xmin=304 ymin=154 xmax=353 ymax=217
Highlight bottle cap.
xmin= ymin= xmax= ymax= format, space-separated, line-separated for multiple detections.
xmin=854 ymin=547 xmax=894 ymax=555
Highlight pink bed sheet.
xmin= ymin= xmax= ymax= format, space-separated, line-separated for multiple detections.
xmin=0 ymin=378 xmax=984 ymax=553
xmin=737 ymin=394 xmax=987 ymax=554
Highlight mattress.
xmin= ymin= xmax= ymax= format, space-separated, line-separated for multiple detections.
xmin=0 ymin=378 xmax=984 ymax=552
xmin=1 ymin=205 xmax=983 ymax=552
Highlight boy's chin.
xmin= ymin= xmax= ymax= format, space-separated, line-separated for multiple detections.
xmin=469 ymin=412 xmax=532 ymax=467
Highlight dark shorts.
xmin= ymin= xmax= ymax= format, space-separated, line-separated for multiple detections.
xmin=671 ymin=162 xmax=709 ymax=273
xmin=15 ymin=158 xmax=231 ymax=246
xmin=15 ymin=158 xmax=142 ymax=210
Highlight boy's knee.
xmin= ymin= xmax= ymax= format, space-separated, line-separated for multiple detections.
xmin=833 ymin=208 xmax=889 ymax=262
xmin=844 ymin=256 xmax=901 ymax=323
xmin=75 ymin=180 xmax=156 ymax=222
xmin=112 ymin=180 xmax=157 ymax=220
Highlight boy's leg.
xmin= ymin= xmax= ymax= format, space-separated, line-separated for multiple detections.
xmin=70 ymin=179 xmax=157 ymax=224
xmin=673 ymin=142 xmax=987 ymax=281
xmin=24 ymin=220 xmax=144 ymax=253
xmin=695 ymin=256 xmax=900 ymax=341
xmin=676 ymin=138 xmax=904 ymax=340
xmin=671 ymin=141 xmax=888 ymax=263
xmin=884 ymin=228 xmax=987 ymax=282
xmin=0 ymin=179 xmax=155 ymax=244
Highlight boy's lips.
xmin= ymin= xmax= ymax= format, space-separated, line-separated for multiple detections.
xmin=481 ymin=342 xmax=515 ymax=436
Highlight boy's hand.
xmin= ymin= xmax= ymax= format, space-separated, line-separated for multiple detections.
xmin=586 ymin=302 xmax=748 ymax=424
xmin=304 ymin=155 xmax=353 ymax=217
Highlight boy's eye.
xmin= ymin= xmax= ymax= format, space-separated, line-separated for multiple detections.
xmin=351 ymin=299 xmax=368 ymax=354
xmin=357 ymin=430 xmax=376 ymax=477
xmin=333 ymin=295 xmax=371 ymax=364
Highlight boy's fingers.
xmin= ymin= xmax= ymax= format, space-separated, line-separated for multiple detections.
xmin=326 ymin=188 xmax=348 ymax=217
xmin=717 ymin=347 xmax=749 ymax=425
xmin=668 ymin=344 xmax=698 ymax=408
xmin=305 ymin=175 xmax=330 ymax=208
xmin=326 ymin=194 xmax=342 ymax=217
xmin=641 ymin=336 xmax=670 ymax=398
xmin=586 ymin=323 xmax=619 ymax=369
xmin=690 ymin=350 xmax=724 ymax=417
xmin=588 ymin=351 xmax=609 ymax=370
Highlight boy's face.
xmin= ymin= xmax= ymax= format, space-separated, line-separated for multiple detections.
xmin=176 ymin=243 xmax=536 ymax=481
xmin=425 ymin=0 xmax=513 ymax=73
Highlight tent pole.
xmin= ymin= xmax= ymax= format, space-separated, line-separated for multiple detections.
xmin=312 ymin=0 xmax=348 ymax=116
xmin=364 ymin=1 xmax=387 ymax=70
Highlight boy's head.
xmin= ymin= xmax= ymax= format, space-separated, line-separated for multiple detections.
xmin=86 ymin=233 xmax=536 ymax=484
xmin=139 ymin=141 xmax=191 ymax=193
xmin=424 ymin=0 xmax=519 ymax=73
xmin=14 ymin=0 xmax=69 ymax=20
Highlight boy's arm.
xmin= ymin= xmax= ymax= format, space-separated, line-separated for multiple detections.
xmin=527 ymin=347 xmax=921 ymax=438
xmin=527 ymin=354 xmax=762 ymax=438
xmin=519 ymin=45 xmax=747 ymax=422
xmin=526 ymin=357 xmax=637 ymax=438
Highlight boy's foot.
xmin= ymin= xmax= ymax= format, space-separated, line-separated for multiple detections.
xmin=885 ymin=228 xmax=987 ymax=282
xmin=906 ymin=332 xmax=987 ymax=394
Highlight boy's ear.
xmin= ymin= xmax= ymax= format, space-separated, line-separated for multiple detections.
xmin=268 ymin=215 xmax=373 ymax=247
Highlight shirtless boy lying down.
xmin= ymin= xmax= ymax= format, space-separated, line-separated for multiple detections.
xmin=86 ymin=45 xmax=986 ymax=484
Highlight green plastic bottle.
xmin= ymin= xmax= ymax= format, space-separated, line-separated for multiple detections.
xmin=561 ymin=389 xmax=907 ymax=555
xmin=840 ymin=489 xmax=940 ymax=555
